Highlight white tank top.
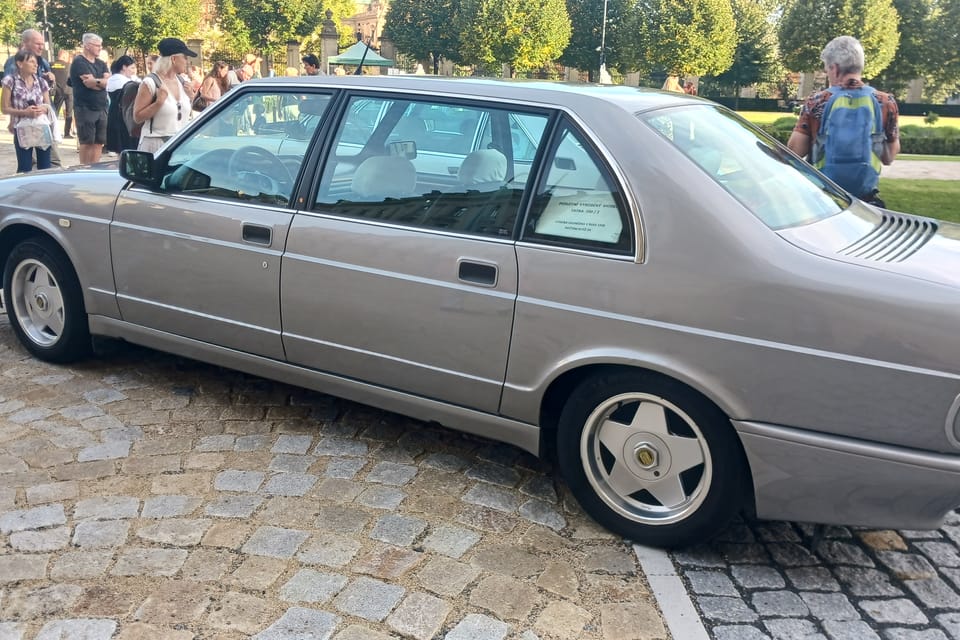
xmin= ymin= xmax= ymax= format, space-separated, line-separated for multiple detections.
xmin=141 ymin=75 xmax=191 ymax=138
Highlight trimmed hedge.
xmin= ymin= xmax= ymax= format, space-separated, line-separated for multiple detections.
xmin=759 ymin=119 xmax=960 ymax=155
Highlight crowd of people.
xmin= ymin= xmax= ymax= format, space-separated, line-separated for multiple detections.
xmin=0 ymin=28 xmax=328 ymax=172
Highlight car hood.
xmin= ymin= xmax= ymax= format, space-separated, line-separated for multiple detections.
xmin=0 ymin=164 xmax=126 ymax=221
xmin=778 ymin=201 xmax=960 ymax=288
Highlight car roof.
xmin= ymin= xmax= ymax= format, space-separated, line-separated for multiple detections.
xmin=246 ymin=75 xmax=706 ymax=115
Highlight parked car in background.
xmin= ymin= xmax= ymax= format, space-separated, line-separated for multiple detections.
xmin=2 ymin=76 xmax=959 ymax=547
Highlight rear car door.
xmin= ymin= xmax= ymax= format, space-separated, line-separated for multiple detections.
xmin=280 ymin=93 xmax=551 ymax=412
xmin=111 ymin=89 xmax=332 ymax=359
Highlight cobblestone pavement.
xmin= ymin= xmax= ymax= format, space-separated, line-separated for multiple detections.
xmin=0 ymin=314 xmax=668 ymax=640
xmin=668 ymin=517 xmax=960 ymax=639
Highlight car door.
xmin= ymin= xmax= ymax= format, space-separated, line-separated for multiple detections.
xmin=280 ymin=93 xmax=551 ymax=413
xmin=111 ymin=89 xmax=332 ymax=359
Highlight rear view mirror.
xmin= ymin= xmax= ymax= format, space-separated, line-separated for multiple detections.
xmin=554 ymin=157 xmax=576 ymax=170
xmin=119 ymin=150 xmax=159 ymax=188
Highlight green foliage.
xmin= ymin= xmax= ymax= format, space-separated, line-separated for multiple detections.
xmin=870 ymin=0 xmax=936 ymax=93
xmin=778 ymin=0 xmax=900 ymax=76
xmin=763 ymin=122 xmax=960 ymax=155
xmin=925 ymin=111 xmax=941 ymax=125
xmin=634 ymin=0 xmax=737 ymax=77
xmin=215 ymin=0 xmax=315 ymax=57
xmin=43 ymin=0 xmax=127 ymax=51
xmin=384 ymin=0 xmax=463 ymax=73
xmin=123 ymin=0 xmax=201 ymax=56
xmin=558 ymin=0 xmax=632 ymax=78
xmin=710 ymin=0 xmax=781 ymax=96
xmin=0 ymin=0 xmax=28 ymax=45
xmin=459 ymin=0 xmax=571 ymax=74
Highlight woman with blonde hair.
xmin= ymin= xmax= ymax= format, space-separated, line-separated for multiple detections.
xmin=133 ymin=38 xmax=196 ymax=153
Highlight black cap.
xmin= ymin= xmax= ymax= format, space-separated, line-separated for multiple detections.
xmin=157 ymin=38 xmax=197 ymax=57
xmin=301 ymin=54 xmax=320 ymax=67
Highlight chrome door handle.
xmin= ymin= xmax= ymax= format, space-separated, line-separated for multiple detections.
xmin=458 ymin=260 xmax=498 ymax=286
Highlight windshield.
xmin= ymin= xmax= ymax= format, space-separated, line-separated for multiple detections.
xmin=638 ymin=106 xmax=849 ymax=229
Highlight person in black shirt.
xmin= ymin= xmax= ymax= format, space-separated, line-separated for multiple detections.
xmin=69 ymin=33 xmax=109 ymax=164
xmin=51 ymin=50 xmax=74 ymax=138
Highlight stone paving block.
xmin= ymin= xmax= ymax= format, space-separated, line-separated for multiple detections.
xmin=816 ymin=541 xmax=875 ymax=567
xmin=50 ymin=551 xmax=113 ymax=580
xmin=821 ymin=620 xmax=882 ymax=640
xmin=916 ymin=542 xmax=960 ymax=568
xmin=133 ymin=580 xmax=214 ymax=625
xmin=417 ymin=556 xmax=481 ymax=597
xmin=279 ymin=568 xmax=349 ymax=603
xmin=314 ymin=437 xmax=368 ymax=457
xmin=262 ymin=472 xmax=317 ymax=497
xmin=72 ymin=520 xmax=130 ymax=549
xmin=799 ymin=592 xmax=860 ymax=622
xmin=74 ymin=496 xmax=139 ymax=521
xmin=184 ymin=452 xmax=225 ymax=470
xmin=34 ymin=619 xmax=117 ymax=640
xmin=697 ymin=596 xmax=759 ymax=623
xmin=766 ymin=543 xmax=819 ymax=567
xmin=876 ymin=551 xmax=938 ymax=580
xmin=115 ymin=622 xmax=194 ymax=640
xmin=519 ymin=474 xmax=558 ymax=504
xmin=422 ymin=524 xmax=481 ymax=559
xmin=466 ymin=461 xmax=521 ymax=488
xmin=352 ymin=543 xmax=424 ymax=580
xmin=904 ymin=577 xmax=960 ymax=610
xmin=731 ymin=565 xmax=786 ymax=590
xmin=366 ymin=461 xmax=418 ymax=486
xmin=26 ymin=481 xmax=79 ymax=505
xmin=77 ymin=439 xmax=132 ymax=462
xmin=0 ymin=503 xmax=66 ymax=533
xmin=0 ymin=622 xmax=25 ymax=640
xmin=206 ymin=591 xmax=272 ymax=634
xmin=333 ymin=576 xmax=406 ymax=622
xmin=315 ymin=505 xmax=370 ymax=535
xmin=599 ymin=602 xmax=667 ymax=640
xmin=111 ymin=548 xmax=188 ymax=576
xmin=272 ymin=434 xmax=313 ymax=454
xmin=52 ymin=460 xmax=115 ymax=482
xmin=370 ymin=513 xmax=427 ymax=546
xmin=935 ymin=612 xmax=960 ymax=639
xmin=84 ymin=388 xmax=128 ymax=404
xmin=201 ymin=521 xmax=253 ymax=548
xmin=584 ymin=548 xmax=636 ymax=576
xmin=204 ymin=494 xmax=264 ymax=518
xmin=1 ymin=583 xmax=83 ymax=620
xmin=253 ymin=607 xmax=339 ymax=639
xmin=10 ymin=526 xmax=71 ymax=552
xmin=462 ymin=483 xmax=522 ymax=513
xmin=333 ymin=624 xmax=394 ymax=640
xmin=717 ymin=543 xmax=773 ymax=565
xmin=832 ymin=567 xmax=902 ymax=597
xmin=688 ymin=570 xmax=740 ymax=596
xmin=197 ymin=435 xmax=235 ymax=452
xmin=214 ymin=469 xmax=265 ymax=492
xmin=313 ymin=478 xmax=363 ymax=503
xmin=785 ymin=567 xmax=841 ymax=592
xmin=421 ymin=452 xmax=469 ymax=472
xmin=713 ymin=626 xmax=770 ymax=640
xmin=298 ymin=532 xmax=362 ymax=568
xmin=242 ymin=525 xmax=310 ymax=558
xmin=472 ymin=544 xmax=545 ymax=578
xmin=0 ymin=554 xmax=48 ymax=582
xmin=180 ymin=548 xmax=232 ymax=582
xmin=133 ymin=436 xmax=193 ymax=456
xmin=137 ymin=518 xmax=211 ymax=546
xmin=444 ymin=613 xmax=511 ymax=640
xmin=269 ymin=454 xmax=316 ymax=473
xmin=861 ymin=597 xmax=930 ymax=624
xmin=762 ymin=618 xmax=825 ymax=640
xmin=387 ymin=591 xmax=451 ymax=640
xmin=751 ymin=590 xmax=810 ymax=617
xmin=537 ymin=561 xmax=578 ymax=599
xmin=323 ymin=457 xmax=367 ymax=479
xmin=122 ymin=455 xmax=182 ymax=475
xmin=518 ymin=499 xmax=566 ymax=530
xmin=0 ymin=487 xmax=15 ymax=510
xmin=229 ymin=556 xmax=287 ymax=590
xmin=141 ymin=495 xmax=202 ymax=518
xmin=151 ymin=472 xmax=212 ymax=495
xmin=356 ymin=485 xmax=405 ymax=510
xmin=533 ymin=600 xmax=593 ymax=639
xmin=469 ymin=574 xmax=539 ymax=621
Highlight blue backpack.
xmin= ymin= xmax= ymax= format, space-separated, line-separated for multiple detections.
xmin=812 ymin=85 xmax=886 ymax=198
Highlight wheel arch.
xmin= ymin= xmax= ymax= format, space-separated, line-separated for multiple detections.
xmin=537 ymin=362 xmax=757 ymax=514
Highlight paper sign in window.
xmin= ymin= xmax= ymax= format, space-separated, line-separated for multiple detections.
xmin=534 ymin=193 xmax=622 ymax=244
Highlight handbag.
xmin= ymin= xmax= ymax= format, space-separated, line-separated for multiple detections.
xmin=14 ymin=112 xmax=53 ymax=150
xmin=191 ymin=93 xmax=208 ymax=112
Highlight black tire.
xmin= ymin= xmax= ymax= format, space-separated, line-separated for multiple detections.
xmin=3 ymin=237 xmax=91 ymax=363
xmin=557 ymin=370 xmax=748 ymax=548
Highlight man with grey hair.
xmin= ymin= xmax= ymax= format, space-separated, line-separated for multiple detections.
xmin=69 ymin=33 xmax=110 ymax=164
xmin=788 ymin=35 xmax=900 ymax=206
xmin=3 ymin=29 xmax=63 ymax=167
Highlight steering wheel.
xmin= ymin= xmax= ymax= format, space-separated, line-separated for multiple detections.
xmin=226 ymin=146 xmax=293 ymax=197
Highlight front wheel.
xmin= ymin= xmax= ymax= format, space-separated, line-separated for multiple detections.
xmin=557 ymin=371 xmax=748 ymax=548
xmin=3 ymin=238 xmax=90 ymax=363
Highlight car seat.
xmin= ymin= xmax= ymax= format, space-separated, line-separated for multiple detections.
xmin=458 ymin=149 xmax=507 ymax=191
xmin=350 ymin=156 xmax=417 ymax=200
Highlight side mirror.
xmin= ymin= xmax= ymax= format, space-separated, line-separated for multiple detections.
xmin=119 ymin=150 xmax=160 ymax=188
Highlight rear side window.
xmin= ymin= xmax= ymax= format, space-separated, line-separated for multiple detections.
xmin=521 ymin=122 xmax=633 ymax=254
xmin=313 ymin=95 xmax=549 ymax=239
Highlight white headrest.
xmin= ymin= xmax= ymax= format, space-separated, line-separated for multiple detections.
xmin=351 ymin=156 xmax=417 ymax=198
xmin=458 ymin=149 xmax=507 ymax=186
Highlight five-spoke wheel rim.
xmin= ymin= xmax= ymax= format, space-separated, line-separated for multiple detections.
xmin=10 ymin=258 xmax=65 ymax=347
xmin=580 ymin=391 xmax=712 ymax=525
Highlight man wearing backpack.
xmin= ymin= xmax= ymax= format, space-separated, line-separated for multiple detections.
xmin=788 ymin=36 xmax=900 ymax=207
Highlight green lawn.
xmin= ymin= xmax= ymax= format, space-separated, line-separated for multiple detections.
xmin=898 ymin=154 xmax=960 ymax=162
xmin=737 ymin=111 xmax=960 ymax=129
xmin=879 ymin=178 xmax=960 ymax=222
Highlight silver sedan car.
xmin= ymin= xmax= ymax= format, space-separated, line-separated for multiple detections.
xmin=2 ymin=76 xmax=958 ymax=548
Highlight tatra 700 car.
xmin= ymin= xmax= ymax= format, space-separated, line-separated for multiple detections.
xmin=2 ymin=76 xmax=959 ymax=547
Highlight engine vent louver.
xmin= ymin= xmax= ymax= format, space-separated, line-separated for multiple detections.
xmin=839 ymin=213 xmax=938 ymax=263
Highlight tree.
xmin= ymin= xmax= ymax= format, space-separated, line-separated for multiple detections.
xmin=1 ymin=0 xmax=28 ymax=45
xmin=778 ymin=0 xmax=900 ymax=77
xmin=459 ymin=0 xmax=572 ymax=75
xmin=711 ymin=0 xmax=781 ymax=101
xmin=384 ymin=0 xmax=463 ymax=74
xmin=42 ymin=0 xmax=127 ymax=51
xmin=558 ymin=0 xmax=633 ymax=80
xmin=123 ymin=0 xmax=202 ymax=57
xmin=628 ymin=0 xmax=737 ymax=77
xmin=216 ymin=0 xmax=314 ymax=57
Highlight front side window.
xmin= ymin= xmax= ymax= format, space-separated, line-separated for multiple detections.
xmin=314 ymin=95 xmax=549 ymax=238
xmin=640 ymin=106 xmax=847 ymax=229
xmin=522 ymin=122 xmax=633 ymax=254
xmin=160 ymin=91 xmax=331 ymax=206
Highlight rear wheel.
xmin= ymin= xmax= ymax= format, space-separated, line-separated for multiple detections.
xmin=3 ymin=238 xmax=90 ymax=363
xmin=557 ymin=370 xmax=747 ymax=548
